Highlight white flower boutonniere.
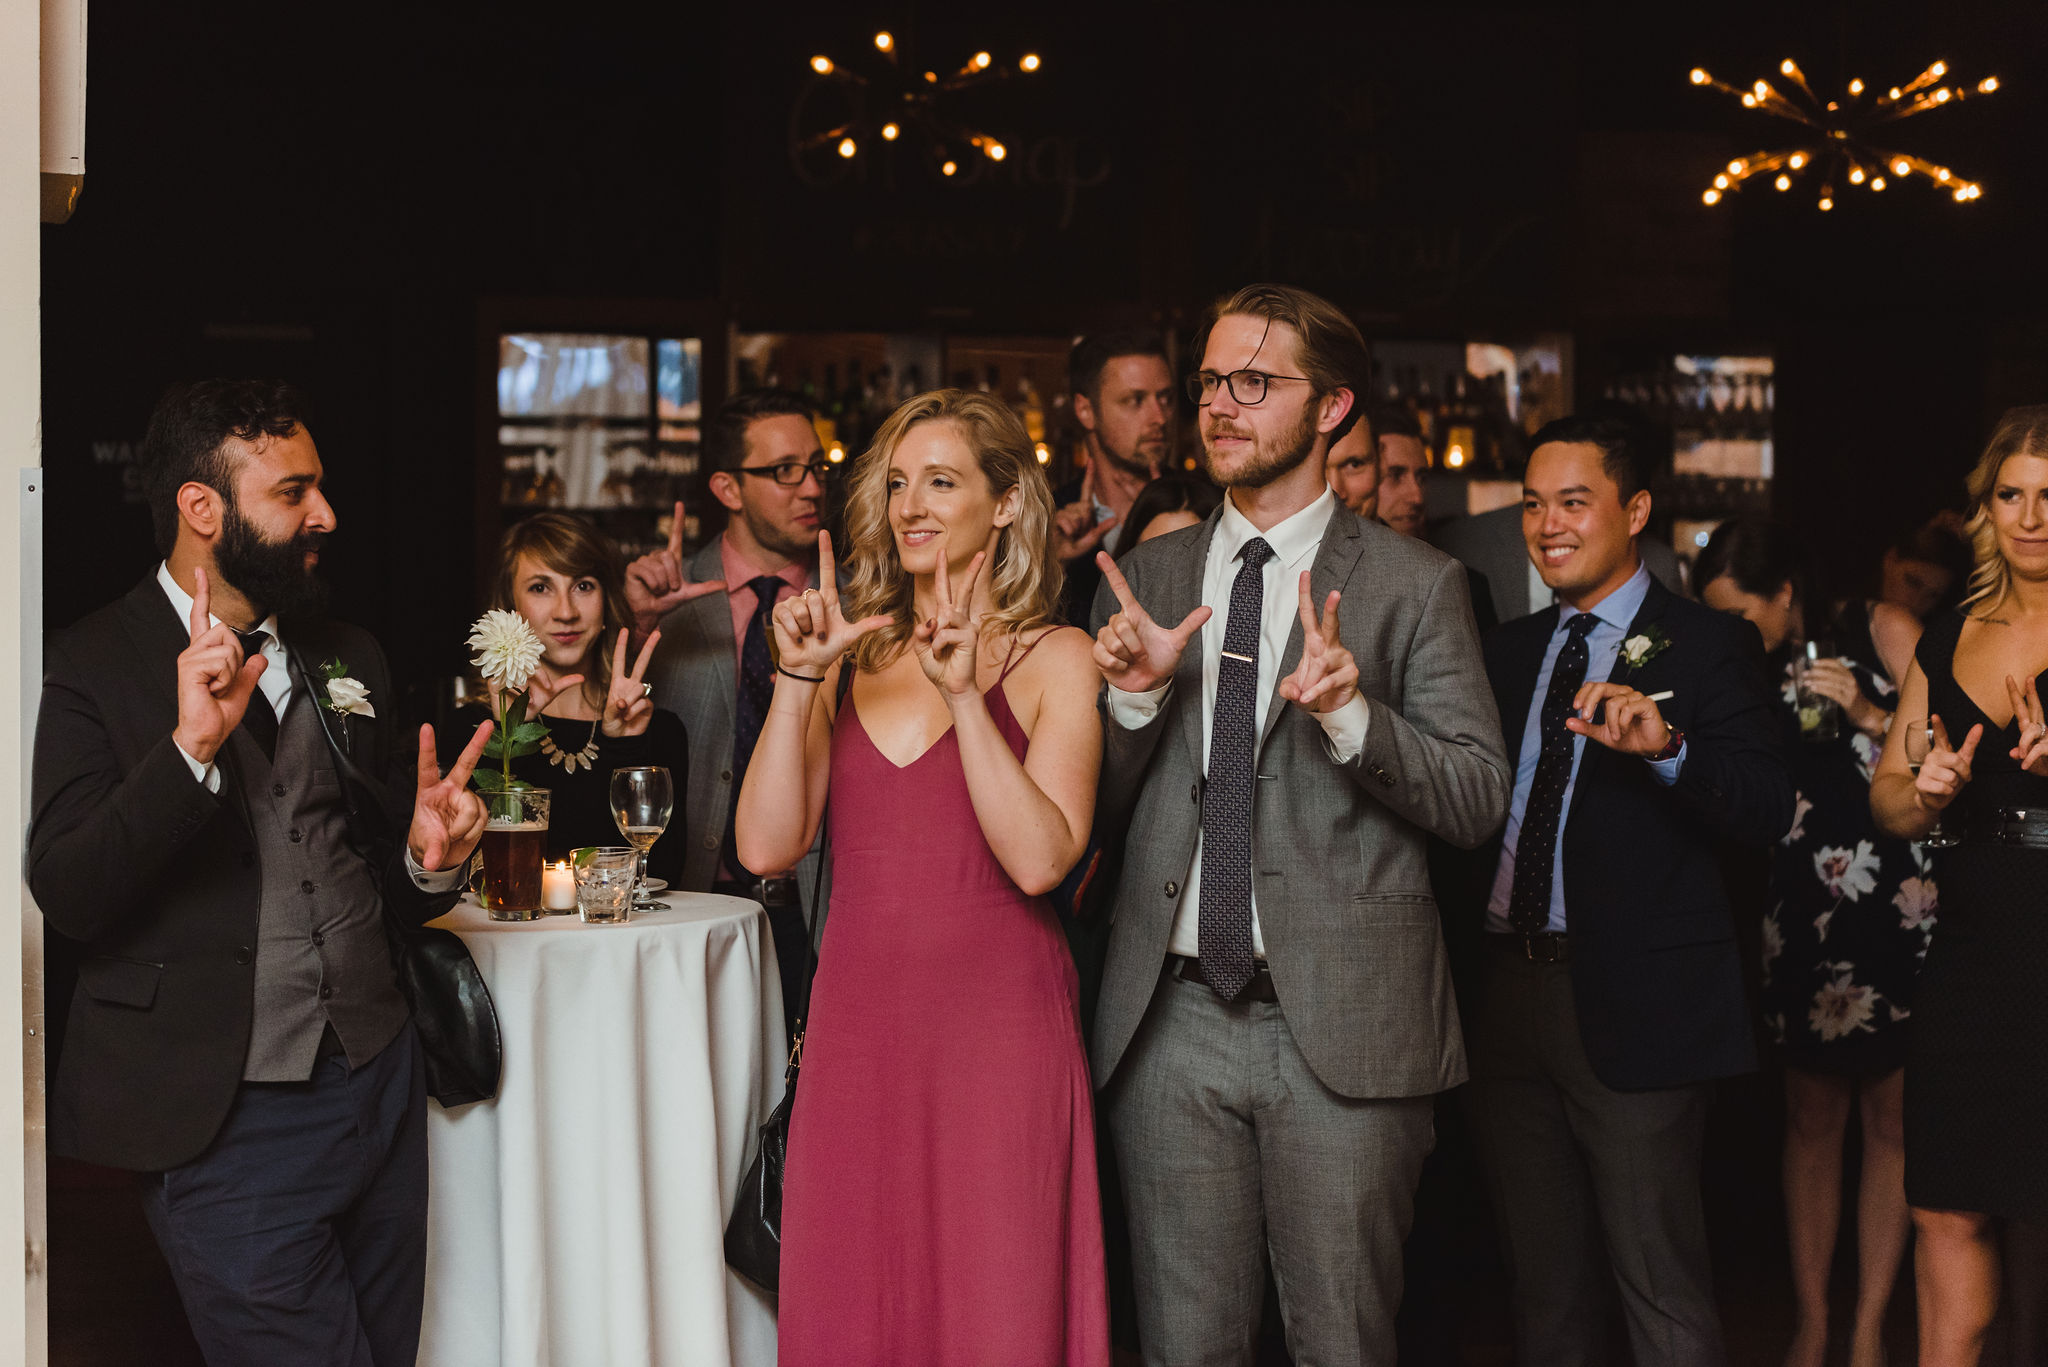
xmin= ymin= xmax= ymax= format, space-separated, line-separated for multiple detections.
xmin=1619 ymin=625 xmax=1673 ymax=673
xmin=319 ymin=659 xmax=376 ymax=718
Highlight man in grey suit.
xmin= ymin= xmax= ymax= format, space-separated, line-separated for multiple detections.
xmin=1435 ymin=496 xmax=1684 ymax=620
xmin=1090 ymin=284 xmax=1511 ymax=1365
xmin=629 ymin=389 xmax=831 ymax=1031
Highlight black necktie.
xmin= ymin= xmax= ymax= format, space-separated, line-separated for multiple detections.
xmin=1507 ymin=612 xmax=1600 ymax=933
xmin=235 ymin=628 xmax=278 ymax=762
xmin=1197 ymin=537 xmax=1273 ymax=1001
xmin=724 ymin=576 xmax=788 ymax=879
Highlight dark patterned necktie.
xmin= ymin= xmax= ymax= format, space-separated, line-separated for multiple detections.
xmin=724 ymin=576 xmax=788 ymax=879
xmin=1197 ymin=537 xmax=1273 ymax=1001
xmin=1507 ymin=611 xmax=1600 ymax=933
xmin=235 ymin=628 xmax=278 ymax=761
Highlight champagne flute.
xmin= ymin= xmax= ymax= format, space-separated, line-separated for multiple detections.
xmin=610 ymin=765 xmax=674 ymax=908
xmin=1903 ymin=720 xmax=1961 ymax=849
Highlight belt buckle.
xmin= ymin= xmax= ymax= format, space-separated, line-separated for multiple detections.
xmin=1521 ymin=934 xmax=1566 ymax=963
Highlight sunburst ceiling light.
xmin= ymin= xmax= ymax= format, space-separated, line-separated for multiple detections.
xmin=797 ymin=33 xmax=1042 ymax=180
xmin=1689 ymin=57 xmax=1996 ymax=209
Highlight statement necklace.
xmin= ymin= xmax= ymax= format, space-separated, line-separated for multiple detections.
xmin=539 ymin=716 xmax=602 ymax=774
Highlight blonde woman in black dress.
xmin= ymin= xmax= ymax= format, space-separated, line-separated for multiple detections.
xmin=1871 ymin=406 xmax=2048 ymax=1367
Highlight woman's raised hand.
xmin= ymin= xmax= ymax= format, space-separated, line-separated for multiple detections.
xmin=912 ymin=551 xmax=988 ymax=698
xmin=601 ymin=628 xmax=662 ymax=737
xmin=1916 ymin=713 xmax=1984 ymax=812
xmin=771 ymin=531 xmax=892 ymax=676
xmin=2009 ymin=673 xmax=2048 ymax=776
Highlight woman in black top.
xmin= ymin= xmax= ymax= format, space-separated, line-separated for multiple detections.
xmin=483 ymin=513 xmax=689 ymax=884
xmin=1871 ymin=407 xmax=2048 ymax=1367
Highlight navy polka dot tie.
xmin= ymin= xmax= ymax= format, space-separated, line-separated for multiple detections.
xmin=1508 ymin=612 xmax=1598 ymax=934
xmin=1198 ymin=537 xmax=1273 ymax=1001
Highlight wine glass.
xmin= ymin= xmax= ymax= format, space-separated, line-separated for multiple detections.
xmin=609 ymin=766 xmax=674 ymax=908
xmin=1903 ymin=720 xmax=1961 ymax=849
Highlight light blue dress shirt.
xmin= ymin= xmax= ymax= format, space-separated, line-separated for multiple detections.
xmin=1486 ymin=561 xmax=1684 ymax=934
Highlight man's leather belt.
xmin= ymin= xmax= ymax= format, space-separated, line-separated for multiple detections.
xmin=1167 ymin=954 xmax=1279 ymax=1003
xmin=1957 ymin=807 xmax=2048 ymax=850
xmin=1486 ymin=931 xmax=1571 ymax=963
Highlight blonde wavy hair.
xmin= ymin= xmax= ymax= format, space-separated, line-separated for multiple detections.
xmin=840 ymin=389 xmax=1062 ymax=674
xmin=1960 ymin=404 xmax=2048 ymax=616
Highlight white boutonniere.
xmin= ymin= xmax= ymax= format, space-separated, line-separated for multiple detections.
xmin=319 ymin=658 xmax=376 ymax=718
xmin=1619 ymin=625 xmax=1673 ymax=674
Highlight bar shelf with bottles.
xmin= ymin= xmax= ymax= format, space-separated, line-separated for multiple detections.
xmin=734 ymin=330 xmax=1076 ymax=484
xmin=1375 ymin=336 xmax=1574 ymax=522
xmin=1600 ymin=353 xmax=1775 ymax=565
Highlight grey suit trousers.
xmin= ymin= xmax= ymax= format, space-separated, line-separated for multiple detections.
xmin=1463 ymin=946 xmax=1726 ymax=1367
xmin=1107 ymin=968 xmax=1435 ymax=1367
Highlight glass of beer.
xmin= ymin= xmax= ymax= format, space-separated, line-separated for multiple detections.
xmin=478 ymin=787 xmax=552 ymax=921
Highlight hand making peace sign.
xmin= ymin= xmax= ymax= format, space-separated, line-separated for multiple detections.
xmin=1051 ymin=462 xmax=1119 ymax=564
xmin=912 ymin=551 xmax=989 ymax=697
xmin=600 ymin=628 xmax=663 ymax=737
xmin=1091 ymin=551 xmax=1213 ymax=693
xmin=623 ymin=499 xmax=729 ymax=638
xmin=2008 ymin=673 xmax=2048 ymax=777
xmin=1277 ymin=572 xmax=1359 ymax=715
xmin=771 ymin=531 xmax=893 ymax=676
xmin=172 ymin=567 xmax=270 ymax=767
xmin=408 ymin=720 xmax=495 ymax=872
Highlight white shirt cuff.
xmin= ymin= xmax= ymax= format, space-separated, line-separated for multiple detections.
xmin=174 ymin=739 xmax=222 ymax=794
xmin=406 ymin=847 xmax=469 ymax=893
xmin=1106 ymin=681 xmax=1172 ymax=730
xmin=1315 ymin=693 xmax=1373 ymax=763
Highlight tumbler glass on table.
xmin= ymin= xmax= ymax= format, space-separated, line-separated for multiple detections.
xmin=1903 ymin=719 xmax=1961 ymax=848
xmin=609 ymin=765 xmax=673 ymax=909
xmin=477 ymin=787 xmax=552 ymax=921
xmin=571 ymin=846 xmax=640 ymax=924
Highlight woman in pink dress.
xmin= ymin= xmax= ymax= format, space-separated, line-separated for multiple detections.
xmin=735 ymin=388 xmax=1109 ymax=1366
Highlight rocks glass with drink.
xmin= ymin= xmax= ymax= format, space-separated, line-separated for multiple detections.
xmin=572 ymin=846 xmax=639 ymax=924
xmin=609 ymin=765 xmax=673 ymax=910
xmin=478 ymin=787 xmax=552 ymax=921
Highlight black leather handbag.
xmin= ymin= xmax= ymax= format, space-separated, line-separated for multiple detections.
xmin=724 ymin=826 xmax=827 ymax=1293
xmin=387 ymin=912 xmax=502 ymax=1107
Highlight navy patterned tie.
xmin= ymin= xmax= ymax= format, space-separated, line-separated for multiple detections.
xmin=235 ymin=628 xmax=278 ymax=761
xmin=1197 ymin=537 xmax=1273 ymax=1001
xmin=723 ymin=576 xmax=787 ymax=879
xmin=1507 ymin=611 xmax=1600 ymax=933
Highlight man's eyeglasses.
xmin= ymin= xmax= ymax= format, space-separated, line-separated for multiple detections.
xmin=736 ymin=458 xmax=830 ymax=487
xmin=1185 ymin=369 xmax=1313 ymax=407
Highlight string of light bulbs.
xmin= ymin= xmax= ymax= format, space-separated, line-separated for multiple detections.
xmin=799 ymin=31 xmax=1042 ymax=179
xmin=1688 ymin=57 xmax=1997 ymax=211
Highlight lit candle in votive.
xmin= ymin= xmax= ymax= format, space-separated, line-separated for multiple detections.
xmin=542 ymin=861 xmax=578 ymax=912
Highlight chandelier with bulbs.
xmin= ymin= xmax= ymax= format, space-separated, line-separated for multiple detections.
xmin=795 ymin=30 xmax=1042 ymax=181
xmin=1689 ymin=57 xmax=1998 ymax=211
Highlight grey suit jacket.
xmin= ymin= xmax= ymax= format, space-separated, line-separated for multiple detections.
xmin=1433 ymin=504 xmax=1683 ymax=619
xmin=645 ymin=539 xmax=828 ymax=927
xmin=1090 ymin=502 xmax=1511 ymax=1100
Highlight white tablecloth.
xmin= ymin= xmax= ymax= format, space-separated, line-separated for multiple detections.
xmin=420 ymin=893 xmax=785 ymax=1367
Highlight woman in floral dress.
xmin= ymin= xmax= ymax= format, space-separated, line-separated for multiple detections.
xmin=1698 ymin=519 xmax=1927 ymax=1367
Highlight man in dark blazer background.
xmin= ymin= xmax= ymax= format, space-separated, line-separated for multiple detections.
xmin=631 ymin=389 xmax=832 ymax=1034
xmin=29 ymin=380 xmax=491 ymax=1367
xmin=1461 ymin=414 xmax=1791 ymax=1367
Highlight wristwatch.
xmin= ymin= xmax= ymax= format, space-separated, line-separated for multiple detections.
xmin=1647 ymin=725 xmax=1686 ymax=764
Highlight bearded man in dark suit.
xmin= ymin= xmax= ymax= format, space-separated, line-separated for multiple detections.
xmin=29 ymin=379 xmax=491 ymax=1367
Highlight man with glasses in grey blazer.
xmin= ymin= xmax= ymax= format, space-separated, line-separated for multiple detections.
xmin=629 ymin=389 xmax=832 ymax=1034
xmin=1090 ymin=284 xmax=1511 ymax=1365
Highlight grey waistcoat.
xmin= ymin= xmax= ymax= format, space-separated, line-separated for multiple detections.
xmin=230 ymin=661 xmax=407 ymax=1081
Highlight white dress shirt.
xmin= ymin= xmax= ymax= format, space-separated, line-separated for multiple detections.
xmin=1107 ymin=489 xmax=1372 ymax=957
xmin=158 ymin=563 xmax=462 ymax=892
